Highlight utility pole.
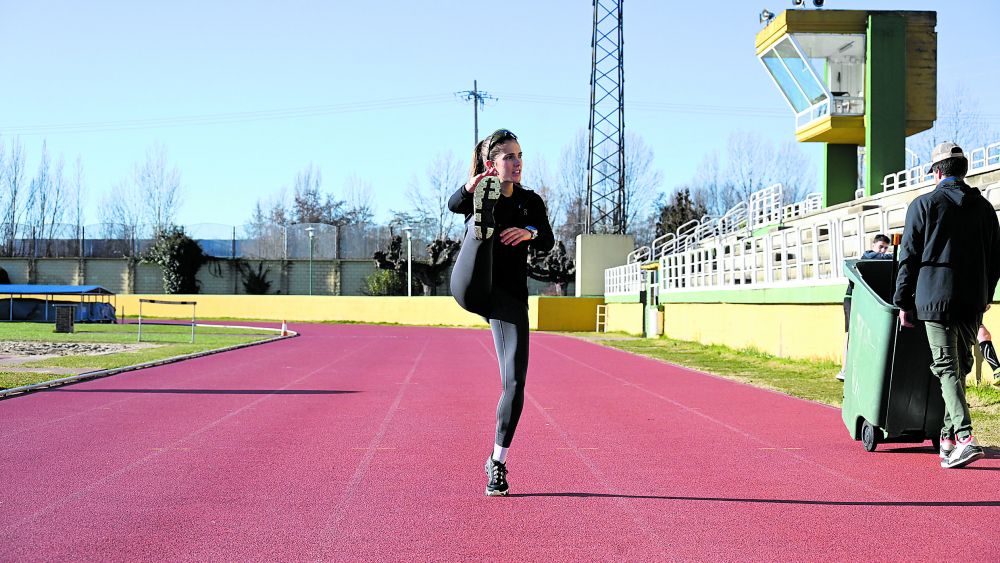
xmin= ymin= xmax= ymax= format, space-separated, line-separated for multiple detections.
xmin=456 ymin=80 xmax=498 ymax=145
xmin=587 ymin=0 xmax=626 ymax=234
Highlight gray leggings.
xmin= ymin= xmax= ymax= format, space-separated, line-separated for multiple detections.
xmin=450 ymin=223 xmax=530 ymax=448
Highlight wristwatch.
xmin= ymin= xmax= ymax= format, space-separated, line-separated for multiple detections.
xmin=525 ymin=226 xmax=538 ymax=240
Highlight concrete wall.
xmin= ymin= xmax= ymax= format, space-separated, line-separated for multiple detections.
xmin=0 ymin=257 xmax=573 ymax=298
xmin=575 ymin=234 xmax=635 ymax=297
xmin=115 ymin=294 xmax=601 ymax=332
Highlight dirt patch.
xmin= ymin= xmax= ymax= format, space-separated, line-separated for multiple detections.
xmin=0 ymin=341 xmax=156 ymax=357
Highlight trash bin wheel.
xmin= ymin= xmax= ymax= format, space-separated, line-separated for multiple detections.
xmin=861 ymin=420 xmax=879 ymax=452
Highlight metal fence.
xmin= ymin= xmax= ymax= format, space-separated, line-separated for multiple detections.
xmin=0 ymin=222 xmax=435 ymax=261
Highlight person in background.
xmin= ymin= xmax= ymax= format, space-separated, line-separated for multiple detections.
xmin=894 ymin=141 xmax=1000 ymax=469
xmin=836 ymin=234 xmax=893 ymax=381
xmin=976 ymin=324 xmax=1000 ymax=383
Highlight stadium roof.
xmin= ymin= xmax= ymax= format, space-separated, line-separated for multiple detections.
xmin=0 ymin=285 xmax=115 ymax=296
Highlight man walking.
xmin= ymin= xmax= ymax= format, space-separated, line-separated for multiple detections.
xmin=894 ymin=141 xmax=1000 ymax=469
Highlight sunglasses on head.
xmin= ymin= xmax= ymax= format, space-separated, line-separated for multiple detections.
xmin=487 ymin=129 xmax=518 ymax=154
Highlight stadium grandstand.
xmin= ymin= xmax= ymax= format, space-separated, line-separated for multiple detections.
xmin=606 ymin=140 xmax=1000 ymax=299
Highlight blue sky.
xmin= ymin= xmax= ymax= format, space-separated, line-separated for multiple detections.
xmin=1 ymin=0 xmax=998 ymax=228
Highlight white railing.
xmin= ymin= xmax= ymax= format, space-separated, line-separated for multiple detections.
xmin=654 ymin=200 xmax=974 ymax=294
xmin=605 ymin=262 xmax=643 ymax=296
xmin=883 ymin=140 xmax=1000 ymax=192
xmin=749 ymin=183 xmax=784 ymax=228
xmin=627 ymin=246 xmax=651 ymax=264
xmin=781 ymin=192 xmax=822 ymax=222
xmin=650 ymin=232 xmax=676 ymax=261
xmin=968 ymin=142 xmax=1000 ymax=171
xmin=794 ymin=96 xmax=865 ymax=129
xmin=608 ymin=139 xmax=1000 ymax=298
xmin=882 ymin=163 xmax=933 ymax=192
xmin=984 ymin=183 xmax=1000 ymax=208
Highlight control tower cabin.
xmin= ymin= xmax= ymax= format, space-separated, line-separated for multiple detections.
xmin=755 ymin=10 xmax=936 ymax=206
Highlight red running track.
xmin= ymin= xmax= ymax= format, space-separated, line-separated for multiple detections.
xmin=1 ymin=324 xmax=997 ymax=561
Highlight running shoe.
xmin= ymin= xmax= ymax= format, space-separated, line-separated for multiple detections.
xmin=473 ymin=175 xmax=501 ymax=240
xmin=939 ymin=434 xmax=956 ymax=460
xmin=941 ymin=435 xmax=985 ymax=469
xmin=485 ymin=456 xmax=509 ymax=496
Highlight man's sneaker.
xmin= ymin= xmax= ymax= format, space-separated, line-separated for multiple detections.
xmin=473 ymin=175 xmax=501 ymax=240
xmin=939 ymin=435 xmax=956 ymax=460
xmin=835 ymin=369 xmax=845 ymax=382
xmin=485 ymin=456 xmax=509 ymax=496
xmin=941 ymin=435 xmax=985 ymax=469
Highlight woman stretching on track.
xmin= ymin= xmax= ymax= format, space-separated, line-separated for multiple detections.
xmin=448 ymin=128 xmax=554 ymax=496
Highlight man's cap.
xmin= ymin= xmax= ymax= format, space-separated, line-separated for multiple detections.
xmin=931 ymin=142 xmax=965 ymax=165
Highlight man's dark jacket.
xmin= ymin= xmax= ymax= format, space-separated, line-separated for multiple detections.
xmin=893 ymin=177 xmax=1000 ymax=321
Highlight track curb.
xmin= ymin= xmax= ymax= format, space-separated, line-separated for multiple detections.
xmin=0 ymin=323 xmax=299 ymax=400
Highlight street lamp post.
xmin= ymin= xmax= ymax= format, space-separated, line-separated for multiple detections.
xmin=305 ymin=226 xmax=315 ymax=296
xmin=401 ymin=227 xmax=413 ymax=297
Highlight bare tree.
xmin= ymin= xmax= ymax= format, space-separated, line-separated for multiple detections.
xmin=25 ymin=142 xmax=69 ymax=256
xmin=907 ymin=83 xmax=998 ymax=161
xmin=688 ymin=131 xmax=815 ymax=217
xmin=622 ymin=132 xmax=664 ymax=240
xmin=406 ymin=151 xmax=463 ymax=241
xmin=2 ymin=138 xmax=28 ymax=255
xmin=71 ymin=156 xmax=86 ymax=238
xmin=133 ymin=143 xmax=182 ymax=231
xmin=556 ymin=129 xmax=663 ymax=242
xmin=291 ymin=164 xmax=346 ymax=224
xmin=557 ymin=130 xmax=590 ymax=246
xmin=689 ymin=150 xmax=725 ymax=215
xmin=343 ymin=174 xmax=376 ymax=224
xmin=99 ymin=180 xmax=144 ymax=233
xmin=524 ymin=155 xmax=564 ymax=236
xmin=263 ymin=187 xmax=292 ymax=226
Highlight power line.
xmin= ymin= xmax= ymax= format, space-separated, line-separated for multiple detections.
xmin=0 ymin=94 xmax=455 ymax=136
xmin=4 ymin=91 xmax=999 ymax=137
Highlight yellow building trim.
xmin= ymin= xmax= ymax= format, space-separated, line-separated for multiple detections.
xmin=116 ymin=294 xmax=603 ymax=332
xmin=796 ymin=115 xmax=866 ymax=144
xmin=756 ymin=10 xmax=868 ymax=54
xmin=904 ymin=12 xmax=937 ymax=134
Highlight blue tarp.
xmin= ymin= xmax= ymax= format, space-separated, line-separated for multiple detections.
xmin=0 ymin=284 xmax=117 ymax=322
xmin=0 ymin=284 xmax=114 ymax=295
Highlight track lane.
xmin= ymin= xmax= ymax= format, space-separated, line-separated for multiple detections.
xmin=1 ymin=325 xmax=997 ymax=561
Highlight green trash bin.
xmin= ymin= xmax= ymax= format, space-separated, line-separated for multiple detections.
xmin=841 ymin=259 xmax=944 ymax=453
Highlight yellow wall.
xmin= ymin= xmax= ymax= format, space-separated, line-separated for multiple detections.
xmin=663 ymin=303 xmax=843 ymax=361
xmin=116 ymin=294 xmax=603 ymax=332
xmin=605 ymin=303 xmax=644 ymax=335
xmin=534 ymin=297 xmax=604 ymax=332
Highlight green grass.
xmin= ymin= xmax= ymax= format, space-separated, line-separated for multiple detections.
xmin=575 ymin=333 xmax=1000 ymax=447
xmin=0 ymin=322 xmax=276 ymax=389
xmin=0 ymin=371 xmax=61 ymax=390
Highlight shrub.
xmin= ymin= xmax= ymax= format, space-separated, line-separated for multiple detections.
xmin=363 ymin=269 xmax=408 ymax=296
xmin=142 ymin=226 xmax=207 ymax=294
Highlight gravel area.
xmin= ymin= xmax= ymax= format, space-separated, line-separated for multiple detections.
xmin=0 ymin=341 xmax=153 ymax=357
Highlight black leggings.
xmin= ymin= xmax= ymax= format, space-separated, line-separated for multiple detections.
xmin=450 ymin=222 xmax=530 ymax=448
